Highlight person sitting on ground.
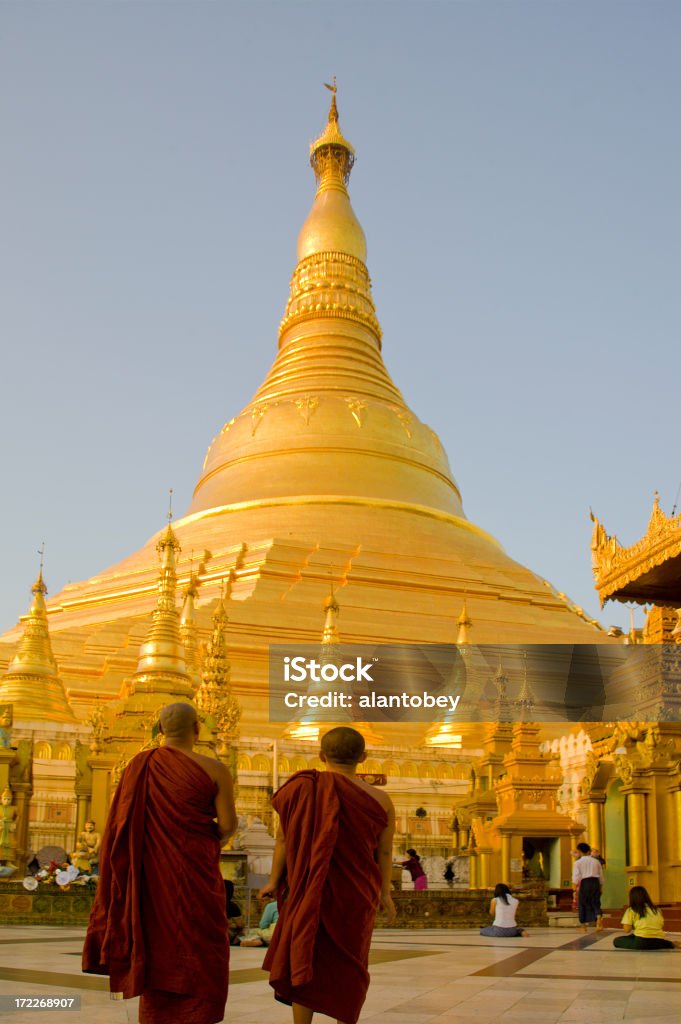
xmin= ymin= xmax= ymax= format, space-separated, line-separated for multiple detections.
xmin=613 ymin=886 xmax=677 ymax=950
xmin=224 ymin=880 xmax=245 ymax=946
xmin=238 ymin=896 xmax=278 ymax=947
xmin=480 ymin=883 xmax=528 ymax=937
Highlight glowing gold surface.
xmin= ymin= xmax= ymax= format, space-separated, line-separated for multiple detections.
xmin=299 ymin=86 xmax=364 ymax=262
xmin=0 ymin=573 xmax=75 ymax=723
xmin=0 ymin=90 xmax=610 ymax=739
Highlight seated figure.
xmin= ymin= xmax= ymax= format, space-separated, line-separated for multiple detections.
xmin=238 ymin=897 xmax=278 ymax=947
xmin=72 ymin=820 xmax=101 ymax=875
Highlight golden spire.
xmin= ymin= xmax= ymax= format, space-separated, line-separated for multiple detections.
xmin=456 ymin=599 xmax=472 ymax=646
xmin=132 ymin=519 xmax=192 ymax=694
xmin=180 ymin=570 xmax=200 ymax=693
xmin=321 ymin=588 xmax=340 ymax=647
xmin=287 ymin=80 xmax=374 ymax=339
xmin=196 ymin=587 xmax=241 ymax=752
xmin=493 ymin=660 xmax=512 ymax=722
xmin=190 ymin=85 xmax=465 ymax=527
xmin=514 ymin=651 xmax=535 ymax=720
xmin=197 ymin=586 xmax=230 ymax=703
xmin=0 ymin=568 xmax=76 ymax=722
xmin=309 ymin=77 xmax=356 ymax=192
xmin=286 ymin=586 xmax=353 ymax=741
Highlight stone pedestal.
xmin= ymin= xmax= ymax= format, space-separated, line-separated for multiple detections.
xmin=0 ymin=881 xmax=96 ymax=926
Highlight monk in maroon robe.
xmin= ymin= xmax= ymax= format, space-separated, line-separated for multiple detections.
xmin=261 ymin=727 xmax=396 ymax=1024
xmin=83 ymin=703 xmax=236 ymax=1024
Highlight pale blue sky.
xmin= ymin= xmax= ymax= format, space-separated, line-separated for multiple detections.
xmin=1 ymin=1 xmax=679 ymax=633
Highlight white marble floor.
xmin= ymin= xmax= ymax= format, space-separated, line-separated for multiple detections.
xmin=1 ymin=926 xmax=680 ymax=1023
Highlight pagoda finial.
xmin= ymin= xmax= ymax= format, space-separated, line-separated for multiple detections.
xmin=133 ymin=517 xmax=190 ymax=688
xmin=493 ymin=659 xmax=512 ymax=722
xmin=309 ymin=78 xmax=356 ymax=190
xmin=276 ymin=84 xmax=378 ymax=342
xmin=324 ymin=76 xmax=338 ymax=121
xmin=457 ymin=599 xmax=472 ymax=646
xmin=515 ymin=650 xmax=535 ymax=719
xmin=32 ymin=542 xmax=47 ymax=597
xmin=180 ymin=558 xmax=201 ymax=692
xmin=322 ymin=587 xmax=341 ymax=646
xmin=0 ymin=569 xmax=76 ymax=722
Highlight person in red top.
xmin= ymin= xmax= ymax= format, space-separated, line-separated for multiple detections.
xmin=398 ymin=849 xmax=428 ymax=890
xmin=82 ymin=703 xmax=237 ymax=1024
xmin=260 ymin=726 xmax=396 ymax=1024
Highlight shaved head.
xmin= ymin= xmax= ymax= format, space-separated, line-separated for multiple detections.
xmin=158 ymin=702 xmax=198 ymax=739
xmin=321 ymin=727 xmax=365 ymax=766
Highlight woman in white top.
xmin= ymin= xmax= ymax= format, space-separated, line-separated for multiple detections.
xmin=480 ymin=884 xmax=529 ymax=937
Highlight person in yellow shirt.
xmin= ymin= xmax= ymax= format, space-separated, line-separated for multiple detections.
xmin=613 ymin=886 xmax=676 ymax=950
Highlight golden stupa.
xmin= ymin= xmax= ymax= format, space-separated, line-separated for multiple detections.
xmin=0 ymin=87 xmax=604 ymax=735
xmin=2 ymin=88 xmax=681 ymax=911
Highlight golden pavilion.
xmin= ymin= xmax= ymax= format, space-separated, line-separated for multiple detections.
xmin=1 ymin=88 xmax=680 ymax=917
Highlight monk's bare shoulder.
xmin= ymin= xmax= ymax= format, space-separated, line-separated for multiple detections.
xmin=182 ymin=749 xmax=230 ymax=785
xmin=353 ymin=777 xmax=394 ymax=813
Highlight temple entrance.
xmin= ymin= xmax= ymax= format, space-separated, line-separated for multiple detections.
xmin=522 ymin=837 xmax=561 ymax=886
xmin=602 ymin=779 xmax=627 ymax=910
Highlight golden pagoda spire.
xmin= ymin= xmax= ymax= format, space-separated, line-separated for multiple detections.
xmin=277 ymin=81 xmax=381 ymax=346
xmin=286 ymin=586 xmax=354 ymax=741
xmin=0 ymin=568 xmax=76 ymax=722
xmin=180 ymin=566 xmax=200 ymax=693
xmin=457 ymin=599 xmax=472 ymax=646
xmin=309 ymin=77 xmax=356 ymax=193
xmin=196 ymin=586 xmax=230 ymax=707
xmin=196 ymin=586 xmax=241 ymax=754
xmin=493 ymin=660 xmax=512 ymax=723
xmin=189 ymin=85 xmax=465 ymax=529
xmin=321 ymin=588 xmax=340 ymax=647
xmin=514 ymin=651 xmax=535 ymax=721
xmin=131 ymin=518 xmax=192 ymax=695
xmin=91 ymin=515 xmax=194 ymax=774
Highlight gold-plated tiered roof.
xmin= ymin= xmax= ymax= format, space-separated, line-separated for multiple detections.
xmin=591 ymin=493 xmax=681 ymax=606
xmin=0 ymin=571 xmax=75 ymax=722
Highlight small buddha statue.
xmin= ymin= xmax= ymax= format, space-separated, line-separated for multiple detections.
xmin=0 ymin=707 xmax=12 ymax=749
xmin=72 ymin=819 xmax=101 ymax=874
xmin=0 ymin=787 xmax=17 ymax=850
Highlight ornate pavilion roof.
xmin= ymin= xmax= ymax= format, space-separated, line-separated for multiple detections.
xmin=591 ymin=493 xmax=681 ymax=607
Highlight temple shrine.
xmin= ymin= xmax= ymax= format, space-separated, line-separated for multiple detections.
xmin=1 ymin=88 xmax=679 ymax=922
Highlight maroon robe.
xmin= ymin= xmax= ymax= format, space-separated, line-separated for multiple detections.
xmin=263 ymin=770 xmax=388 ymax=1024
xmin=83 ymin=746 xmax=228 ymax=1024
